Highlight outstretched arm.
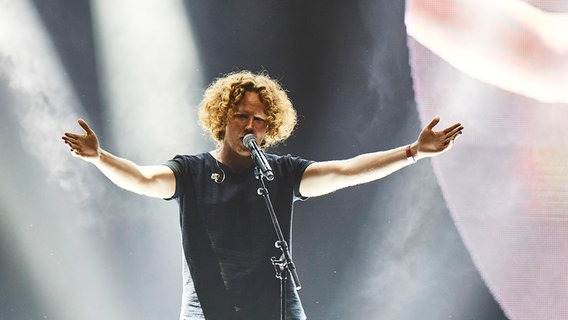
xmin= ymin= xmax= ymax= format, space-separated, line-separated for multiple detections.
xmin=405 ymin=0 xmax=568 ymax=103
xmin=299 ymin=117 xmax=462 ymax=197
xmin=61 ymin=119 xmax=175 ymax=199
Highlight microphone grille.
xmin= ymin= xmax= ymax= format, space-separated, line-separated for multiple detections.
xmin=242 ymin=134 xmax=256 ymax=147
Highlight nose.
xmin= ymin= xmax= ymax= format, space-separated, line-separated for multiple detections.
xmin=244 ymin=117 xmax=254 ymax=132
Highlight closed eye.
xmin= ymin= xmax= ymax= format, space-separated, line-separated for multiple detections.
xmin=254 ymin=116 xmax=268 ymax=126
xmin=234 ymin=113 xmax=249 ymax=121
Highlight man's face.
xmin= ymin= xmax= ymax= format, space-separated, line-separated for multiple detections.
xmin=223 ymin=91 xmax=269 ymax=157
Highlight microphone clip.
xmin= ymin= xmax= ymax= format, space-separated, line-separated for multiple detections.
xmin=243 ymin=134 xmax=274 ymax=181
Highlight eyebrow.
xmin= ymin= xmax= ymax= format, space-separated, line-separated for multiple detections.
xmin=235 ymin=110 xmax=267 ymax=119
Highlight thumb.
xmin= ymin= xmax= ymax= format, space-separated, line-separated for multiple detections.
xmin=427 ymin=116 xmax=440 ymax=130
xmin=78 ymin=119 xmax=94 ymax=134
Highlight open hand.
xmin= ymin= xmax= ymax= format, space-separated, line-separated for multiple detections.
xmin=61 ymin=119 xmax=100 ymax=162
xmin=416 ymin=116 xmax=463 ymax=159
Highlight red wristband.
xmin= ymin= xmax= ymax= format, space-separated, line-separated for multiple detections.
xmin=406 ymin=145 xmax=416 ymax=164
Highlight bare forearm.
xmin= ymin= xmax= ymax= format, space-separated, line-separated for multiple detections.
xmin=300 ymin=144 xmax=417 ymax=197
xmin=341 ymin=145 xmax=418 ymax=183
xmin=93 ymin=150 xmax=174 ymax=198
xmin=300 ymin=117 xmax=462 ymax=197
xmin=62 ymin=119 xmax=175 ymax=198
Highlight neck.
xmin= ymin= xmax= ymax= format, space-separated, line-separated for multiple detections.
xmin=214 ymin=145 xmax=253 ymax=172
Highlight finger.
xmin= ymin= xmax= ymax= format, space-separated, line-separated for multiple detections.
xmin=67 ymin=144 xmax=79 ymax=155
xmin=447 ymin=130 xmax=462 ymax=139
xmin=443 ymin=136 xmax=456 ymax=146
xmin=443 ymin=123 xmax=462 ymax=135
xmin=71 ymin=149 xmax=83 ymax=157
xmin=427 ymin=116 xmax=441 ymax=130
xmin=62 ymin=133 xmax=79 ymax=141
xmin=64 ymin=139 xmax=78 ymax=150
xmin=442 ymin=127 xmax=463 ymax=141
xmin=441 ymin=135 xmax=454 ymax=145
xmin=78 ymin=119 xmax=94 ymax=134
xmin=441 ymin=129 xmax=459 ymax=143
xmin=446 ymin=129 xmax=462 ymax=141
xmin=72 ymin=145 xmax=86 ymax=155
xmin=452 ymin=131 xmax=463 ymax=142
xmin=442 ymin=131 xmax=462 ymax=146
xmin=449 ymin=126 xmax=464 ymax=138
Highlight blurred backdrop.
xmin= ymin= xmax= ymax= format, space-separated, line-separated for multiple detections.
xmin=1 ymin=0 xmax=566 ymax=319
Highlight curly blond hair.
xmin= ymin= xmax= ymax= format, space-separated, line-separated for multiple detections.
xmin=198 ymin=70 xmax=297 ymax=148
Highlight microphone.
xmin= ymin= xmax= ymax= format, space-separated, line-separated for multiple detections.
xmin=243 ymin=134 xmax=274 ymax=181
xmin=211 ymin=173 xmax=223 ymax=184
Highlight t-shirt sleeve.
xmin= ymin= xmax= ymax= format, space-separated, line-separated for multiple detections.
xmin=163 ymin=155 xmax=187 ymax=200
xmin=285 ymin=155 xmax=314 ymax=202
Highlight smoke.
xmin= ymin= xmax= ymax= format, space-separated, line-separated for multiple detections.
xmin=0 ymin=1 xmax=134 ymax=320
xmin=91 ymin=0 xmax=208 ymax=162
xmin=0 ymin=0 xmax=102 ymax=203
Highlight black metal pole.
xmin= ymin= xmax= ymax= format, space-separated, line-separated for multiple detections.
xmin=254 ymin=167 xmax=302 ymax=320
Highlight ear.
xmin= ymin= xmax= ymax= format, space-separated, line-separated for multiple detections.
xmin=217 ymin=129 xmax=226 ymax=144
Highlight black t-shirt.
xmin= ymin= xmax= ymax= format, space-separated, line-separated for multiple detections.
xmin=165 ymin=152 xmax=313 ymax=320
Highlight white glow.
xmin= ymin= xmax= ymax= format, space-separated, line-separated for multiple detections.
xmin=90 ymin=1 xmax=206 ymax=318
xmin=0 ymin=0 xmax=129 ymax=319
xmin=406 ymin=0 xmax=568 ymax=318
xmin=91 ymin=0 xmax=207 ymax=162
xmin=406 ymin=0 xmax=568 ymax=104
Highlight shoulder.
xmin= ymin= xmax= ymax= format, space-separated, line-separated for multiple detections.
xmin=266 ymin=153 xmax=315 ymax=174
xmin=167 ymin=152 xmax=211 ymax=164
xmin=164 ymin=153 xmax=214 ymax=174
xmin=267 ymin=152 xmax=310 ymax=164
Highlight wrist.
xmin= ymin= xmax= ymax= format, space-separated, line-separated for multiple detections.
xmin=405 ymin=142 xmax=421 ymax=162
xmin=411 ymin=142 xmax=420 ymax=160
xmin=405 ymin=144 xmax=417 ymax=164
xmin=91 ymin=148 xmax=105 ymax=165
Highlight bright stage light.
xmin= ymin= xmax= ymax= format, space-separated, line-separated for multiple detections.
xmin=89 ymin=1 xmax=206 ymax=319
xmin=1 ymin=0 xmax=206 ymax=319
xmin=0 ymin=1 xmax=130 ymax=319
xmin=91 ymin=0 xmax=206 ymax=161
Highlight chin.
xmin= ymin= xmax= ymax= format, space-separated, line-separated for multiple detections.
xmin=237 ymin=147 xmax=251 ymax=157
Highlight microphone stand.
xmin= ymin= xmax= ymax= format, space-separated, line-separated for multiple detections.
xmin=254 ymin=166 xmax=301 ymax=320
